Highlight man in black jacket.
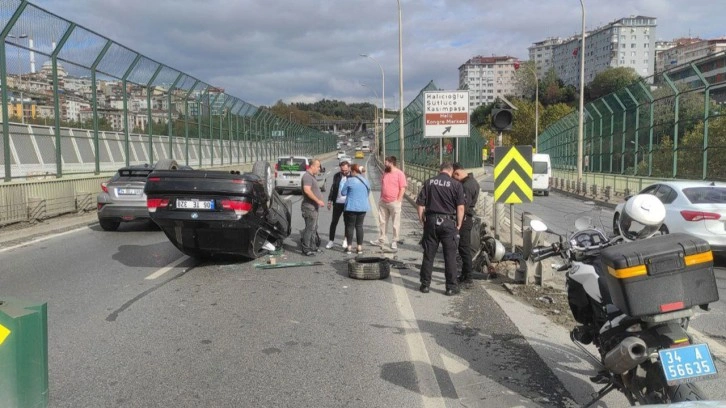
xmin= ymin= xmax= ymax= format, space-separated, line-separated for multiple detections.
xmin=453 ymin=163 xmax=480 ymax=285
xmin=325 ymin=161 xmax=351 ymax=249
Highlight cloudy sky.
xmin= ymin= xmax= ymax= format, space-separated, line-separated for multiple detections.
xmin=26 ymin=0 xmax=726 ymax=108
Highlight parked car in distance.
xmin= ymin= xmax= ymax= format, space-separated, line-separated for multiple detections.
xmin=613 ymin=181 xmax=726 ymax=252
xmin=97 ymin=159 xmax=187 ymax=231
xmin=274 ymin=156 xmax=326 ymax=194
xmin=355 ymin=150 xmax=365 ymax=159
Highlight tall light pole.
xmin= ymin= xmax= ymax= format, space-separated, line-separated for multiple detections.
xmin=397 ymin=0 xmax=404 ymax=171
xmin=360 ymin=54 xmax=385 ymax=159
xmin=9 ymin=34 xmax=28 ymax=124
xmin=361 ymin=83 xmax=380 ymax=147
xmin=526 ymin=64 xmax=540 ymax=152
xmin=577 ymin=0 xmax=586 ymax=189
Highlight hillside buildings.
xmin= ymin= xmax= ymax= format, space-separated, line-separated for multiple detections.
xmin=458 ymin=55 xmax=519 ymax=110
xmin=655 ymin=37 xmax=726 ymax=73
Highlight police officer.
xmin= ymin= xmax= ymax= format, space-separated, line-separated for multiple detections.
xmin=452 ymin=163 xmax=480 ymax=286
xmin=416 ymin=162 xmax=465 ymax=296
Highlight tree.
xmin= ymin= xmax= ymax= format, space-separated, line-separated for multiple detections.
xmin=586 ymin=67 xmax=639 ymax=101
xmin=471 ymin=103 xmax=494 ymax=128
xmin=514 ymin=61 xmax=537 ymax=100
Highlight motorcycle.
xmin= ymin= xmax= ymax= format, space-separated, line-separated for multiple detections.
xmin=529 ymin=216 xmax=720 ymax=406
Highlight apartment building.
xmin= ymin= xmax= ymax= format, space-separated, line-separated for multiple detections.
xmin=546 ymin=16 xmax=657 ymax=88
xmin=656 ymin=37 xmax=726 ymax=73
xmin=458 ymin=55 xmax=519 ymax=110
xmin=528 ymin=37 xmax=565 ymax=79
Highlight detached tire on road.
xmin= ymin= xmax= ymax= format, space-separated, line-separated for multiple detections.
xmin=348 ymin=257 xmax=390 ymax=280
xmin=154 ymin=159 xmax=179 ymax=170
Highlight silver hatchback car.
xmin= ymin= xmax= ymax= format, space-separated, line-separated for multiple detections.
xmin=613 ymin=181 xmax=726 ymax=252
xmin=97 ymin=160 xmax=189 ymax=231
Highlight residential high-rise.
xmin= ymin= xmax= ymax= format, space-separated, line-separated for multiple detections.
xmin=543 ymin=16 xmax=657 ymax=88
xmin=656 ymin=37 xmax=726 ymax=73
xmin=528 ymin=37 xmax=565 ymax=79
xmin=458 ymin=55 xmax=519 ymax=111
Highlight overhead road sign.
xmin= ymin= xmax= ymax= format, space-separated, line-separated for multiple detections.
xmin=494 ymin=146 xmax=533 ymax=204
xmin=423 ymin=91 xmax=470 ymax=138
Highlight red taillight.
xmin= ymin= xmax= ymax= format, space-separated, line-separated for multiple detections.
xmin=101 ymin=182 xmax=108 ymax=193
xmin=304 ymin=164 xmax=309 ymax=170
xmin=148 ymin=177 xmax=161 ymax=182
xmin=221 ymin=199 xmax=252 ymax=215
xmin=147 ymin=198 xmax=170 ymax=213
xmin=97 ymin=203 xmax=104 ymax=211
xmin=680 ymin=210 xmax=721 ymax=222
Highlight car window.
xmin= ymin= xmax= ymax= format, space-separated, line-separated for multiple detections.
xmin=653 ymin=185 xmax=673 ymax=204
xmin=682 ymin=187 xmax=726 ymax=204
xmin=532 ymin=161 xmax=548 ymax=174
xmin=639 ymin=184 xmax=659 ymax=195
xmin=277 ymin=158 xmax=307 ymax=171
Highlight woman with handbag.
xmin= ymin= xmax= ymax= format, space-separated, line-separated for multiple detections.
xmin=340 ymin=163 xmax=371 ymax=254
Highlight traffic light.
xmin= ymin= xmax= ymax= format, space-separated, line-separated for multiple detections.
xmin=491 ymin=107 xmax=513 ymax=131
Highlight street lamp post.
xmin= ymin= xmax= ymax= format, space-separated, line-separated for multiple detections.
xmin=361 ymin=83 xmax=380 ymax=152
xmin=397 ymin=0 xmax=404 ymax=171
xmin=9 ymin=34 xmax=29 ymax=124
xmin=360 ymin=54 xmax=385 ymax=160
xmin=526 ymin=64 xmax=540 ymax=152
xmin=577 ymin=0 xmax=586 ymax=189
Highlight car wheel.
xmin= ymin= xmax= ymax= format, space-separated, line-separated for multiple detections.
xmin=275 ymin=188 xmax=284 ymax=195
xmin=99 ymin=219 xmax=120 ymax=231
xmin=659 ymin=224 xmax=669 ymax=235
xmin=154 ymin=159 xmax=179 ymax=170
xmin=252 ymin=160 xmax=273 ymax=199
xmin=544 ymin=190 xmax=549 ymax=196
xmin=348 ymin=256 xmax=390 ymax=280
xmin=613 ymin=213 xmax=620 ymax=235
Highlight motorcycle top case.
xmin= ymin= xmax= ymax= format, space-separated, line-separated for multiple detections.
xmin=599 ymin=233 xmax=718 ymax=317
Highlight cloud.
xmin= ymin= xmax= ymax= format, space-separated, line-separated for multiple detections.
xmin=22 ymin=0 xmax=726 ymax=107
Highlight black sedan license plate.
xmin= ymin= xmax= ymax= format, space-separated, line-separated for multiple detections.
xmin=176 ymin=199 xmax=214 ymax=210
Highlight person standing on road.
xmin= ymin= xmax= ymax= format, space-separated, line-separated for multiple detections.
xmin=326 ymin=161 xmax=351 ymax=249
xmin=370 ymin=156 xmax=407 ymax=250
xmin=452 ymin=163 xmax=480 ymax=286
xmin=340 ymin=164 xmax=371 ymax=255
xmin=301 ymin=159 xmax=325 ymax=256
xmin=416 ymin=162 xmax=465 ymax=296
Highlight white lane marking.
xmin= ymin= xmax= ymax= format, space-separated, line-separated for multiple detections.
xmin=145 ymin=256 xmax=190 ymax=280
xmin=370 ymin=192 xmax=446 ymax=408
xmin=0 ymin=225 xmax=89 ymax=253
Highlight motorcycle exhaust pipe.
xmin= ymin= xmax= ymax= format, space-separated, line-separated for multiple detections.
xmin=603 ymin=336 xmax=649 ymax=374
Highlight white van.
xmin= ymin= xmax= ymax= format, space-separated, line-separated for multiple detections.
xmin=532 ymin=153 xmax=551 ymax=196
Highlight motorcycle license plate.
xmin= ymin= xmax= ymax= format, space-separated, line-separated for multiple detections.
xmin=659 ymin=343 xmax=718 ymax=385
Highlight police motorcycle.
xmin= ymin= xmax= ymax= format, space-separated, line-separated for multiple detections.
xmin=529 ymin=194 xmax=719 ymax=406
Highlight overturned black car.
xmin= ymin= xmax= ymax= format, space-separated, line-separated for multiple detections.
xmin=144 ymin=161 xmax=291 ymax=259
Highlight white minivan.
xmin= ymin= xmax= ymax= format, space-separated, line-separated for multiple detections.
xmin=532 ymin=153 xmax=551 ymax=196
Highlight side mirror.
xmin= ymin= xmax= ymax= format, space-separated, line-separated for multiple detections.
xmin=530 ymin=219 xmax=548 ymax=232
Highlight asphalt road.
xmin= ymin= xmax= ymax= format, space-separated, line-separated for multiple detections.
xmin=2 ymin=156 xmax=725 ymax=406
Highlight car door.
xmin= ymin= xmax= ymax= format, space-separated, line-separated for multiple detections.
xmin=266 ymin=189 xmax=292 ymax=237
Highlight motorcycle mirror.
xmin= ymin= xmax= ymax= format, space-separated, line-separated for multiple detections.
xmin=530 ymin=219 xmax=548 ymax=232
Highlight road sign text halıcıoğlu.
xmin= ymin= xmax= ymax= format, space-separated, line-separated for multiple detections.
xmin=423 ymin=91 xmax=470 ymax=138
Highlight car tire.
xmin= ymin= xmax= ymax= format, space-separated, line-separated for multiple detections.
xmin=99 ymin=219 xmax=120 ymax=231
xmin=252 ymin=160 xmax=273 ymax=199
xmin=154 ymin=159 xmax=179 ymax=170
xmin=348 ymin=256 xmax=390 ymax=280
xmin=544 ymin=190 xmax=549 ymax=196
xmin=659 ymin=224 xmax=669 ymax=235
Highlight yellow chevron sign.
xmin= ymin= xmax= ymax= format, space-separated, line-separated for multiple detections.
xmin=494 ymin=146 xmax=533 ymax=204
xmin=0 ymin=323 xmax=10 ymax=346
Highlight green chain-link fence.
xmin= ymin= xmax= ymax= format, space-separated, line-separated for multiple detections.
xmin=539 ymin=51 xmax=726 ymax=181
xmin=383 ymin=80 xmax=485 ymax=178
xmin=0 ymin=0 xmax=335 ymax=181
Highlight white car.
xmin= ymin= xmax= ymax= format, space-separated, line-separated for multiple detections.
xmin=274 ymin=156 xmax=327 ymax=194
xmin=338 ymin=155 xmax=352 ymax=164
xmin=613 ymin=181 xmax=726 ymax=252
xmin=337 ymin=151 xmax=347 ymax=160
